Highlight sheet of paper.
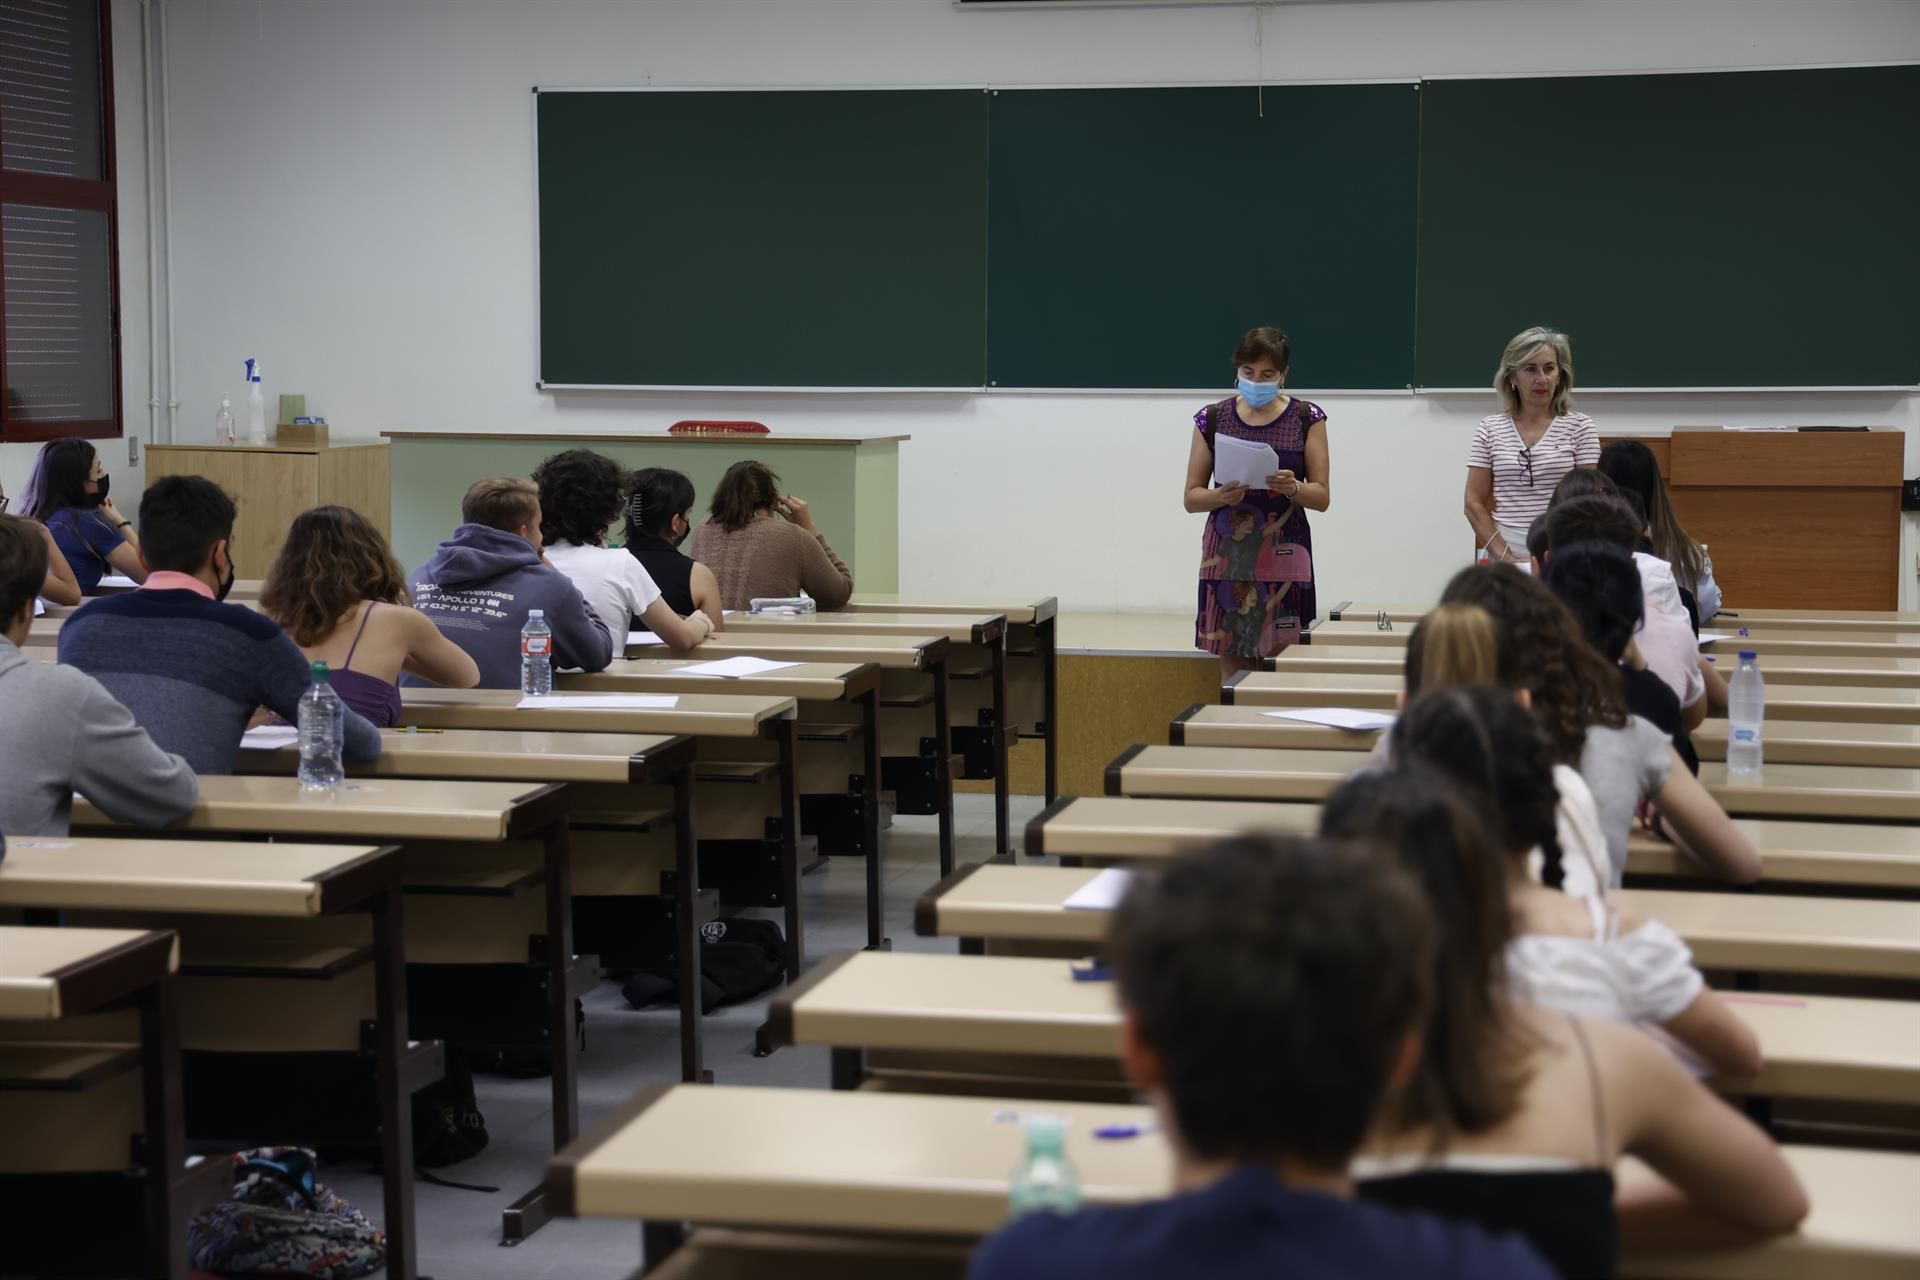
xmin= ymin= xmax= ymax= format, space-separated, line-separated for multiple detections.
xmin=1063 ymin=867 xmax=1137 ymax=912
xmin=33 ymin=597 xmax=45 ymax=616
xmin=516 ymin=694 xmax=679 ymax=710
xmin=96 ymin=573 xmax=138 ymax=589
xmin=1261 ymin=707 xmax=1397 ymax=732
xmin=673 ymin=656 xmax=802 ymax=678
xmin=1211 ymin=434 xmax=1280 ymax=489
xmin=1696 ymin=631 xmax=1731 ymax=647
xmin=240 ymin=725 xmax=299 ymax=750
xmin=627 ymin=630 xmax=665 ymax=647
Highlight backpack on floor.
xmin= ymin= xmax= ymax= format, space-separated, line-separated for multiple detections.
xmin=186 ymin=1146 xmax=384 ymax=1278
xmin=411 ymin=1048 xmax=489 ymax=1168
xmin=621 ymin=917 xmax=787 ymax=1013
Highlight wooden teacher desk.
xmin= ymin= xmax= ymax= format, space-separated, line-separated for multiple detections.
xmin=547 ymin=1085 xmax=1920 ymax=1279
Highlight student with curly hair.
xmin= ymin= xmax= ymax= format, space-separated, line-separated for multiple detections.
xmin=1439 ymin=563 xmax=1757 ymax=886
xmin=533 ymin=450 xmax=715 ymax=649
xmin=1323 ymin=763 xmax=1801 ymax=1273
xmin=259 ymin=506 xmax=479 ymax=726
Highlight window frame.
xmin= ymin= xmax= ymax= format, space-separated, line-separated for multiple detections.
xmin=0 ymin=0 xmax=122 ymax=442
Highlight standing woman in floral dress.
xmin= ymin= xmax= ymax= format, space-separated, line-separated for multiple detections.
xmin=1186 ymin=326 xmax=1331 ymax=678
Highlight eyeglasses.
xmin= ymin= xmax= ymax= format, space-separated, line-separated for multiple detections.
xmin=0 ymin=495 xmax=10 ymax=514
xmin=1518 ymin=446 xmax=1535 ymax=488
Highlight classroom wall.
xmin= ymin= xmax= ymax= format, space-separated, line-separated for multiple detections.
xmin=107 ymin=0 xmax=1920 ymax=610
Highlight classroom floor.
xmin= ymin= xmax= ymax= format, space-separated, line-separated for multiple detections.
xmin=327 ymin=791 xmax=1052 ymax=1280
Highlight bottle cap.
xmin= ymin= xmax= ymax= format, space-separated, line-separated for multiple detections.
xmin=245 ymin=358 xmax=259 ymax=383
xmin=528 ymin=609 xmax=545 ymax=618
xmin=1739 ymin=650 xmax=1757 ymax=661
xmin=310 ymin=660 xmax=329 ymax=680
xmin=1022 ymin=1113 xmax=1068 ymax=1151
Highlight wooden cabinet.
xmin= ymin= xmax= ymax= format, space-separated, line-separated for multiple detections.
xmin=141 ymin=442 xmax=390 ymax=579
xmin=1601 ymin=428 xmax=1904 ymax=609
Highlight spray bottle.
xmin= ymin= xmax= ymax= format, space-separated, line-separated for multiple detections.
xmin=245 ymin=358 xmax=267 ymax=444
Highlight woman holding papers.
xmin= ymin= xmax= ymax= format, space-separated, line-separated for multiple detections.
xmin=1464 ymin=327 xmax=1598 ymax=563
xmin=1185 ymin=326 xmax=1330 ymax=675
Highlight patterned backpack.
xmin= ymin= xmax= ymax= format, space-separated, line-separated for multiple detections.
xmin=186 ymin=1147 xmax=385 ymax=1278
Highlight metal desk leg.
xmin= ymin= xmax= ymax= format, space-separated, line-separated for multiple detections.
xmin=774 ymin=717 xmax=804 ymax=980
xmin=368 ymin=885 xmax=421 ymax=1280
xmin=671 ymin=768 xmax=707 ymax=1084
xmin=932 ymin=657 xmax=955 ymax=878
xmin=991 ymin=635 xmax=1011 ymax=858
xmin=138 ymin=975 xmax=189 ymax=1280
xmin=861 ymin=688 xmax=888 ymax=951
xmin=1040 ymin=615 xmax=1059 ymax=808
xmin=502 ymin=821 xmax=579 ymax=1245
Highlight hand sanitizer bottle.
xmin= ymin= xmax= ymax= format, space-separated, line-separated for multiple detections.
xmin=245 ymin=358 xmax=267 ymax=444
xmin=214 ymin=394 xmax=236 ymax=446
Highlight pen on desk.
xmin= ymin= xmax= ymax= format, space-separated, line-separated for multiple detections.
xmin=396 ymin=726 xmax=444 ymax=734
xmin=1094 ymin=1123 xmax=1157 ymax=1140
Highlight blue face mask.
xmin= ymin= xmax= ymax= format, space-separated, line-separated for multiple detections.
xmin=1237 ymin=377 xmax=1280 ymax=408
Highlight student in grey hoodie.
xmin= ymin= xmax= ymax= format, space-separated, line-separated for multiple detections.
xmin=0 ymin=515 xmax=196 ymax=839
xmin=407 ymin=476 xmax=613 ymax=688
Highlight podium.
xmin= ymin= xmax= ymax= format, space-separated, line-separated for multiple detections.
xmin=1605 ymin=428 xmax=1904 ymax=610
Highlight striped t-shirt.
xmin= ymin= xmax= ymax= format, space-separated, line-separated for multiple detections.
xmin=1467 ymin=411 xmax=1599 ymax=530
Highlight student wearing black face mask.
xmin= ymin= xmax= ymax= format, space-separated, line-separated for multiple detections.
xmin=58 ymin=475 xmax=383 ymax=775
xmin=18 ymin=437 xmax=147 ymax=593
xmin=624 ymin=466 xmax=724 ymax=628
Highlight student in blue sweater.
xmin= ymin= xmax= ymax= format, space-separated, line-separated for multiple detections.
xmin=968 ymin=836 xmax=1554 ymax=1280
xmin=58 ymin=476 xmax=382 ymax=775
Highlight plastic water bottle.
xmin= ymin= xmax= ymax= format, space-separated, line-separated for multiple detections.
xmin=245 ymin=358 xmax=267 ymax=444
xmin=213 ymin=394 xmax=235 ymax=446
xmin=1728 ymin=649 xmax=1765 ymax=775
xmin=297 ymin=661 xmax=345 ymax=791
xmin=1008 ymin=1113 xmax=1081 ymax=1217
xmin=521 ymin=609 xmax=553 ymax=695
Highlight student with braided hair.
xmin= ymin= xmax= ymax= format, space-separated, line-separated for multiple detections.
xmin=1388 ymin=688 xmax=1762 ymax=1081
xmin=1438 ymin=563 xmax=1757 ymax=887
xmin=1322 ymin=764 xmax=1802 ymax=1270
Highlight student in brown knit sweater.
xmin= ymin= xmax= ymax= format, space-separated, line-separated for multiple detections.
xmin=690 ymin=461 xmax=854 ymax=612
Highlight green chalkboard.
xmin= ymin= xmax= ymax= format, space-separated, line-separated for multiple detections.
xmin=536 ymin=89 xmax=988 ymax=387
xmin=986 ymin=85 xmax=1420 ymax=390
xmin=1416 ymin=66 xmax=1920 ymax=388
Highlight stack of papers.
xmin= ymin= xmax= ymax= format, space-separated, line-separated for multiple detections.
xmin=1260 ymin=708 xmax=1396 ymax=732
xmin=1063 ymin=867 xmax=1137 ymax=911
xmin=674 ymin=656 xmax=801 ymax=678
xmin=239 ymin=725 xmax=300 ymax=750
xmin=1211 ymin=435 xmax=1280 ymax=489
xmin=516 ymin=694 xmax=679 ymax=710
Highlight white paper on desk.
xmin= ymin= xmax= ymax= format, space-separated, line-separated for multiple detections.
xmin=1262 ymin=707 xmax=1397 ymax=732
xmin=627 ymin=630 xmax=665 ymax=647
xmin=1063 ymin=867 xmax=1137 ymax=911
xmin=1211 ymin=435 xmax=1280 ymax=489
xmin=1697 ymin=631 xmax=1731 ymax=647
xmin=674 ymin=656 xmax=801 ymax=678
xmin=96 ymin=573 xmax=138 ymax=589
xmin=516 ymin=694 xmax=679 ymax=710
xmin=239 ymin=725 xmax=299 ymax=750
xmin=33 ymin=597 xmax=45 ymax=616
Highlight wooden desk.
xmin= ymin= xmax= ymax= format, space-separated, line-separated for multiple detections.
xmin=1278 ymin=644 xmax=1920 ymax=692
xmin=561 ymin=661 xmax=886 ymax=951
xmin=1703 ymin=760 xmax=1920 ymax=822
xmin=394 ymin=689 xmax=807 ymax=992
xmin=1170 ymin=703 xmax=1381 ymax=751
xmin=721 ymin=613 xmax=1013 ymax=859
xmin=847 ymin=594 xmax=1060 ymax=803
xmin=239 ymin=728 xmax=716 ymax=1083
xmin=918 ymin=863 xmax=1920 ymax=982
xmin=144 ymin=441 xmax=390 ymax=580
xmin=0 ymin=838 xmax=428 ymax=1278
xmin=668 ymin=633 xmax=963 ymax=872
xmin=771 ymin=951 xmax=1920 ymax=1107
xmin=70 ymin=775 xmax=579 ymax=1246
xmin=1329 ymin=601 xmax=1920 ymax=635
xmin=1304 ymin=619 xmax=1920 ymax=661
xmin=0 ymin=926 xmax=204 ymax=1280
xmin=548 ymin=1084 xmax=1920 ymax=1279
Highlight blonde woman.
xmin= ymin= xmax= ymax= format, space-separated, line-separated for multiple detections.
xmin=1464 ymin=327 xmax=1597 ymax=564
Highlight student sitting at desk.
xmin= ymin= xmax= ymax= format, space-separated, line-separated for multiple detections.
xmin=624 ymin=466 xmax=725 ymax=627
xmin=259 ymin=505 xmax=480 ymax=726
xmin=532 ymin=449 xmax=715 ymax=649
xmin=56 ymin=476 xmax=382 ymax=775
xmin=17 ymin=436 xmax=147 ymax=594
xmin=0 ymin=475 xmax=80 ymax=606
xmin=407 ymin=476 xmax=612 ymax=686
xmin=1439 ymin=563 xmax=1758 ymax=887
xmin=0 ymin=516 xmax=195 ymax=837
xmin=1600 ymin=439 xmax=1722 ymax=623
xmin=969 ymin=835 xmax=1557 ymax=1280
xmin=692 ymin=461 xmax=853 ymax=612
xmin=1321 ymin=766 xmax=1803 ymax=1271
